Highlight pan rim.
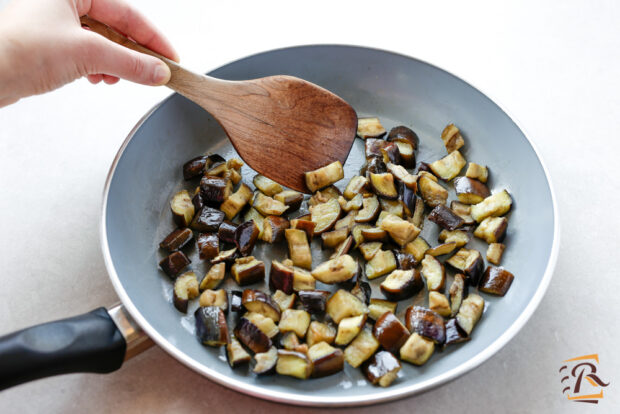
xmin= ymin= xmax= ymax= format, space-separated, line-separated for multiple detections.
xmin=100 ymin=44 xmax=560 ymax=407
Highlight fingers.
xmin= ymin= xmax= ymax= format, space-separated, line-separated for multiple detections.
xmin=102 ymin=74 xmax=119 ymax=84
xmin=87 ymin=74 xmax=103 ymax=84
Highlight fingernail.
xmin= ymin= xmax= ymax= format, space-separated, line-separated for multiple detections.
xmin=153 ymin=64 xmax=171 ymax=85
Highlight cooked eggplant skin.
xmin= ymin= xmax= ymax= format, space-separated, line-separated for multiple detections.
xmin=305 ymin=161 xmax=344 ymax=193
xmin=380 ymin=142 xmax=402 ymax=165
xmin=199 ymin=262 xmax=226 ymax=291
xmin=344 ymin=328 xmax=380 ymax=368
xmin=399 ymin=333 xmax=435 ymax=366
xmin=392 ymin=250 xmax=418 ymax=270
xmin=441 ymin=123 xmax=465 ymax=153
xmin=183 ymin=155 xmax=208 ymax=180
xmin=365 ymin=249 xmax=397 ymax=279
xmin=394 ymin=141 xmax=416 ymax=168
xmin=252 ymin=192 xmax=289 ymax=216
xmin=289 ymin=218 xmax=316 ymax=240
xmin=421 ymin=254 xmax=446 ymax=291
xmin=428 ymin=205 xmax=465 ymax=231
xmin=362 ymin=156 xmax=387 ymax=178
xmin=190 ymin=206 xmax=225 ymax=232
xmin=253 ymin=174 xmax=283 ymax=197
xmin=252 ymin=346 xmax=278 ymax=375
xmin=198 ymin=289 xmax=228 ymax=313
xmin=425 ymin=242 xmax=458 ymax=257
xmin=379 ymin=214 xmax=420 ymax=246
xmin=220 ymin=183 xmax=253 ymax=220
xmin=269 ymin=260 xmax=295 ymax=294
xmin=200 ymin=175 xmax=232 ymax=206
xmin=453 ymin=176 xmax=491 ymax=205
xmin=227 ymin=335 xmax=251 ymax=367
xmin=279 ymin=309 xmax=311 ymax=338
xmin=229 ymin=290 xmax=243 ymax=312
xmin=370 ymin=172 xmax=398 ymax=199
xmin=321 ymin=227 xmax=349 ymax=249
xmin=405 ymin=306 xmax=446 ymax=344
xmin=306 ymin=321 xmax=337 ymax=347
xmin=444 ymin=318 xmax=470 ymax=345
xmin=308 ymin=342 xmax=344 ymax=378
xmin=445 ymin=248 xmax=484 ymax=285
xmin=218 ymin=220 xmax=238 ymax=244
xmin=276 ymin=350 xmax=312 ymax=379
xmin=380 ymin=269 xmax=424 ymax=302
xmin=362 ymin=351 xmax=401 ymax=387
xmin=234 ymin=317 xmax=272 ymax=353
xmin=159 ymin=228 xmax=193 ymax=251
xmin=455 ymin=294 xmax=484 ymax=335
xmin=388 ymin=125 xmax=418 ymax=148
xmin=210 ymin=247 xmax=239 ymax=265
xmin=234 ymin=220 xmax=259 ymax=256
xmin=310 ymin=198 xmax=341 ymax=234
xmin=365 ymin=138 xmax=388 ymax=159
xmin=170 ymin=190 xmax=195 ymax=227
xmin=231 ymin=256 xmax=265 ymax=286
xmin=285 ymin=228 xmax=312 ymax=270
xmin=335 ymin=314 xmax=367 ymax=346
xmin=470 ymin=190 xmax=513 ymax=222
xmin=404 ymin=236 xmax=430 ymax=263
xmin=260 ymin=215 xmax=290 ymax=243
xmin=429 ymin=150 xmax=466 ymax=181
xmin=311 ymin=254 xmax=357 ymax=284
xmin=474 ymin=216 xmax=508 ymax=243
xmin=428 ymin=291 xmax=452 ymax=318
xmin=438 ymin=229 xmax=470 ymax=247
xmin=350 ymin=280 xmax=371 ymax=305
xmin=373 ymin=312 xmax=410 ymax=354
xmin=173 ymin=272 xmax=200 ymax=313
xmin=242 ymin=289 xmax=281 ymax=322
xmin=465 ymin=162 xmax=489 ymax=183
xmin=357 ymin=117 xmax=386 ymax=139
xmin=368 ymin=298 xmax=398 ymax=321
xmin=355 ymin=195 xmax=380 ymax=223
xmin=344 ymin=175 xmax=369 ymax=199
xmin=486 ymin=243 xmax=506 ymax=265
xmin=297 ymin=290 xmax=330 ymax=314
xmin=274 ymin=190 xmax=304 ymax=212
xmin=479 ymin=266 xmax=514 ymax=296
xmin=449 ymin=273 xmax=468 ymax=317
xmin=326 ymin=289 xmax=368 ymax=324
xmin=197 ymin=232 xmax=219 ymax=261
xmin=195 ymin=306 xmax=229 ymax=347
xmin=159 ymin=251 xmax=191 ymax=278
xmin=418 ymin=175 xmax=448 ymax=208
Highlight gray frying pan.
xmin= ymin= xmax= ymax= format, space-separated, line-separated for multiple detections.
xmin=0 ymin=45 xmax=559 ymax=406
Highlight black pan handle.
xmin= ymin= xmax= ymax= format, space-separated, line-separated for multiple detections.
xmin=0 ymin=307 xmax=126 ymax=391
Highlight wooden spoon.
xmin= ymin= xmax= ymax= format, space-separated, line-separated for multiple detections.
xmin=81 ymin=16 xmax=357 ymax=193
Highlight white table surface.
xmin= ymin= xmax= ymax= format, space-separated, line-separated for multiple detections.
xmin=1 ymin=0 xmax=619 ymax=412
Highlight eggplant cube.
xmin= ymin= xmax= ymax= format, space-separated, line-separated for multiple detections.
xmin=449 ymin=273 xmax=468 ymax=317
xmin=429 ymin=150 xmax=466 ymax=181
xmin=418 ymin=175 xmax=448 ymax=208
xmin=306 ymin=321 xmax=337 ymax=347
xmin=486 ymin=243 xmax=506 ymax=265
xmin=429 ymin=291 xmax=452 ymax=318
xmin=183 ymin=155 xmax=209 ymax=180
xmin=373 ymin=312 xmax=410 ymax=354
xmin=421 ymin=254 xmax=446 ymax=291
xmin=454 ymin=177 xmax=490 ymax=205
xmin=159 ymin=228 xmax=193 ymax=252
xmin=197 ymin=232 xmax=219 ymax=261
xmin=310 ymin=198 xmax=341 ymax=234
xmin=399 ymin=333 xmax=435 ymax=366
xmin=428 ymin=205 xmax=464 ymax=231
xmin=253 ymin=346 xmax=278 ymax=375
xmin=455 ymin=294 xmax=485 ymax=335
xmin=269 ymin=260 xmax=295 ymax=294
xmin=344 ymin=328 xmax=380 ymax=368
xmin=274 ymin=190 xmax=304 ymax=212
xmin=253 ymin=174 xmax=283 ymax=196
xmin=404 ymin=237 xmax=430 ymax=263
xmin=173 ymin=272 xmax=200 ymax=313
xmin=311 ymin=255 xmax=357 ymax=284
xmin=159 ymin=251 xmax=191 ymax=279
xmin=368 ymin=299 xmax=398 ymax=321
xmin=370 ymin=172 xmax=398 ymax=199
xmin=195 ymin=306 xmax=229 ymax=347
xmin=465 ymin=162 xmax=488 ymax=183
xmin=279 ymin=309 xmax=311 ymax=338
xmin=252 ymin=192 xmax=289 ymax=216
xmin=335 ymin=314 xmax=367 ymax=346
xmin=438 ymin=229 xmax=470 ymax=247
xmin=242 ymin=289 xmax=281 ymax=322
xmin=365 ymin=250 xmax=397 ymax=280
xmin=446 ymin=248 xmax=484 ymax=285
xmin=297 ymin=290 xmax=330 ymax=314
xmin=227 ymin=336 xmax=251 ymax=367
xmin=359 ymin=242 xmax=383 ymax=261
xmin=276 ymin=350 xmax=312 ymax=379
xmin=234 ymin=220 xmax=260 ymax=256
xmin=170 ymin=190 xmax=195 ymax=228
xmin=190 ymin=206 xmax=225 ymax=232
xmin=344 ymin=175 xmax=369 ymax=199
xmin=355 ymin=195 xmax=380 ymax=223
xmin=357 ymin=117 xmax=386 ymax=139
xmin=479 ymin=266 xmax=514 ymax=296
xmin=470 ymin=190 xmax=513 ymax=222
xmin=231 ymin=256 xmax=265 ymax=286
xmin=474 ymin=216 xmax=508 ymax=244
xmin=445 ymin=318 xmax=470 ymax=345
xmin=305 ymin=161 xmax=345 ymax=193
xmin=244 ymin=312 xmax=279 ymax=338
xmin=271 ymin=289 xmax=296 ymax=312
xmin=308 ymin=342 xmax=344 ymax=378
xmin=362 ymin=351 xmax=401 ymax=387
xmin=404 ymin=306 xmax=446 ymax=344
xmin=261 ymin=215 xmax=290 ymax=243
xmin=326 ymin=289 xmax=368 ymax=324
xmin=234 ymin=317 xmax=272 ymax=353
xmin=441 ymin=124 xmax=465 ymax=153
xmin=200 ymin=175 xmax=232 ymax=205
xmin=220 ymin=183 xmax=253 ymax=220
xmin=379 ymin=214 xmax=420 ymax=246
xmin=380 ymin=269 xmax=423 ymax=302
xmin=198 ymin=289 xmax=228 ymax=313
xmin=199 ymin=262 xmax=226 ymax=291
xmin=285 ymin=228 xmax=312 ymax=270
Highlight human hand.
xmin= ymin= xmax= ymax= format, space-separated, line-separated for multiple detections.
xmin=0 ymin=0 xmax=179 ymax=107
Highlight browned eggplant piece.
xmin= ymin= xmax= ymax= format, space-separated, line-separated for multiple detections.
xmin=195 ymin=306 xmax=228 ymax=347
xmin=405 ymin=306 xmax=445 ymax=344
xmin=394 ymin=141 xmax=415 ymax=168
xmin=199 ymin=262 xmax=226 ymax=291
xmin=370 ymin=172 xmax=398 ymax=199
xmin=297 ymin=290 xmax=330 ymax=314
xmin=242 ymin=289 xmax=281 ymax=321
xmin=326 ymin=289 xmax=368 ymax=324
xmin=418 ymin=175 xmax=448 ymax=208
xmin=438 ymin=229 xmax=470 ymax=248
xmin=375 ymin=210 xmax=390 ymax=227
xmin=441 ymin=123 xmax=465 ymax=153
xmin=421 ymin=254 xmax=446 ymax=291
xmin=362 ymin=351 xmax=401 ymax=387
xmin=365 ymin=249 xmax=397 ymax=279
xmin=260 ymin=215 xmax=290 ymax=243
xmin=351 ymin=224 xmax=372 ymax=248
xmin=380 ymin=142 xmax=401 ymax=165
xmin=217 ymin=220 xmax=238 ymax=244
xmin=465 ymin=162 xmax=488 ymax=183
xmin=455 ymin=294 xmax=484 ymax=335
xmin=362 ymin=156 xmax=388 ymax=178
xmin=450 ymin=200 xmax=475 ymax=225
xmin=404 ymin=236 xmax=430 ymax=263
xmin=234 ymin=316 xmax=272 ymax=353
xmin=334 ymin=211 xmax=357 ymax=232
xmin=335 ymin=314 xmax=367 ymax=346
xmin=359 ymin=242 xmax=382 ymax=261
xmin=344 ymin=328 xmax=380 ymax=368
xmin=429 ymin=291 xmax=451 ymax=317
xmin=486 ymin=243 xmax=506 ymax=265
xmin=446 ymin=248 xmax=484 ymax=285
xmin=380 ymin=269 xmax=423 ymax=301
xmin=321 ymin=227 xmax=349 ymax=249
xmin=280 ymin=331 xmax=301 ymax=350
xmin=231 ymin=256 xmax=265 ymax=286
xmin=244 ymin=312 xmax=279 ymax=338
xmin=159 ymin=251 xmax=191 ymax=278
xmin=190 ymin=206 xmax=225 ymax=232
xmin=279 ymin=309 xmax=311 ymax=337
xmin=269 ymin=260 xmax=295 ymax=294
xmin=200 ymin=175 xmax=232 ymax=206
xmin=183 ymin=155 xmax=209 ymax=180
xmin=380 ymin=214 xmax=420 ymax=246
xmin=310 ymin=255 xmax=357 ymax=284
xmin=292 ymin=266 xmax=316 ymax=291
xmin=272 ymin=289 xmax=296 ymax=312
xmin=276 ymin=350 xmax=312 ymax=379
xmin=310 ymin=198 xmax=341 ymax=234
xmin=305 ymin=161 xmax=344 ymax=193
xmin=474 ymin=216 xmax=508 ymax=243
xmin=365 ymin=138 xmax=388 ymax=159
xmin=357 ymin=117 xmax=386 ymax=139
xmin=373 ymin=312 xmax=410 ymax=354
xmin=253 ymin=174 xmax=283 ymax=196
xmin=399 ymin=333 xmax=434 ymax=365
xmin=172 ymin=272 xmax=199 ymax=313
xmin=449 ymin=273 xmax=468 ymax=317
xmin=307 ymin=321 xmax=337 ymax=347
xmin=197 ymin=232 xmax=219 ymax=261
xmin=252 ymin=346 xmax=278 ymax=375
xmin=289 ymin=218 xmax=316 ymax=240
xmin=479 ymin=266 xmax=514 ymax=296
xmin=386 ymin=163 xmax=417 ymax=191
xmin=170 ymin=190 xmax=195 ymax=227
xmin=351 ymin=197 xmax=378 ymax=225
xmin=234 ymin=220 xmax=259 ymax=256
xmin=308 ymin=342 xmax=344 ymax=378
xmin=308 ymin=185 xmax=342 ymax=207
xmin=387 ymin=125 xmax=418 ymax=147
xmin=453 ymin=176 xmax=490 ymax=205
xmin=368 ymin=299 xmax=397 ymax=321
xmin=426 ymin=242 xmax=458 ymax=257
xmin=210 ymin=247 xmax=238 ymax=265
xmin=430 ymin=150 xmax=466 ymax=181
xmin=229 ymin=290 xmax=243 ymax=312
xmin=470 ymin=190 xmax=513 ymax=222
xmin=198 ymin=289 xmax=228 ymax=313
xmin=159 ymin=228 xmax=193 ymax=251
xmin=339 ymin=194 xmax=363 ymax=212
xmin=274 ymin=190 xmax=304 ymax=212
xmin=410 ymin=197 xmax=425 ymax=228
xmin=379 ymin=199 xmax=404 ymax=218
xmin=329 ymin=235 xmax=353 ymax=259
xmin=227 ymin=157 xmax=244 ymax=170
xmin=285 ymin=228 xmax=312 ymax=270
xmin=203 ymin=154 xmax=227 ymax=175
xmin=397 ymin=185 xmax=417 ymax=220
xmin=428 ymin=205 xmax=465 ymax=231
xmin=343 ymin=175 xmax=370 ymax=199
xmin=227 ymin=336 xmax=251 ymax=367
xmin=243 ymin=207 xmax=265 ymax=239
xmin=191 ymin=191 xmax=204 ymax=212
xmin=252 ymin=192 xmax=289 ymax=216
xmin=392 ymin=250 xmax=418 ymax=270
xmin=226 ymin=168 xmax=242 ymax=185
xmin=444 ymin=318 xmax=470 ymax=345
xmin=417 ymin=162 xmax=433 ymax=174
xmin=220 ymin=183 xmax=253 ymax=219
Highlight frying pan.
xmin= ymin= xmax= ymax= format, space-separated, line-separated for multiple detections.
xmin=0 ymin=45 xmax=559 ymax=406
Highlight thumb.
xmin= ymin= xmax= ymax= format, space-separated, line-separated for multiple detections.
xmin=79 ymin=33 xmax=171 ymax=86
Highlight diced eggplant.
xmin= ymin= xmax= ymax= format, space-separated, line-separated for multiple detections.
xmin=454 ymin=177 xmax=491 ymax=205
xmin=395 ymin=141 xmax=415 ymax=168
xmin=326 ymin=289 xmax=368 ymax=324
xmin=200 ymin=175 xmax=232 ymax=206
xmin=234 ymin=220 xmax=259 ymax=256
xmin=192 ymin=191 xmax=204 ymax=212
xmin=272 ymin=289 xmax=296 ymax=312
xmin=368 ymin=299 xmax=398 ymax=321
xmin=387 ymin=125 xmax=418 ymax=148
xmin=430 ymin=150 xmax=466 ymax=181
xmin=329 ymin=235 xmax=353 ymax=259
xmin=159 ymin=251 xmax=191 ymax=278
xmin=417 ymin=162 xmax=433 ymax=174
xmin=355 ymin=195 xmax=380 ymax=223
xmin=159 ymin=228 xmax=193 ymax=251
xmin=399 ymin=333 xmax=434 ymax=366
xmin=350 ymin=281 xmax=371 ymax=305
xmin=230 ymin=290 xmax=243 ymax=313
xmin=426 ymin=242 xmax=458 ymax=257
xmin=365 ymin=138 xmax=388 ymax=159
xmin=308 ymin=185 xmax=342 ymax=207
xmin=344 ymin=176 xmax=370 ymax=199
xmin=199 ymin=262 xmax=226 ymax=291
xmin=276 ymin=350 xmax=312 ymax=379
xmin=380 ymin=269 xmax=423 ymax=301
xmin=486 ymin=243 xmax=506 ymax=265
xmin=310 ymin=198 xmax=341 ymax=234
xmin=370 ymin=173 xmax=398 ymax=199
xmin=289 ymin=218 xmax=316 ymax=240
xmin=375 ymin=211 xmax=391 ymax=227
xmin=261 ymin=215 xmax=290 ymax=243
xmin=365 ymin=250 xmax=397 ymax=280
xmin=470 ymin=190 xmax=513 ymax=222
xmin=172 ymin=272 xmax=199 ymax=313
xmin=198 ymin=289 xmax=228 ymax=313
xmin=321 ymin=227 xmax=349 ymax=249
xmin=335 ymin=314 xmax=367 ymax=346
xmin=190 ymin=206 xmax=225 ymax=232
xmin=465 ymin=162 xmax=488 ymax=183
xmin=243 ymin=207 xmax=265 ymax=240
xmin=227 ymin=336 xmax=251 ymax=367
xmin=253 ymin=174 xmax=283 ymax=196
xmin=362 ymin=351 xmax=401 ymax=387
xmin=410 ymin=197 xmax=425 ymax=228
xmin=280 ymin=331 xmax=301 ymax=350
xmin=226 ymin=157 xmax=244 ymax=170
xmin=242 ymin=289 xmax=281 ymax=321
xmin=405 ymin=306 xmax=445 ymax=344
xmin=253 ymin=346 xmax=278 ymax=375
xmin=474 ymin=216 xmax=508 ymax=243
xmin=183 ymin=155 xmax=209 ymax=180
xmin=252 ymin=192 xmax=289 ymax=216
xmin=231 ymin=256 xmax=265 ymax=286
xmin=210 ymin=247 xmax=238 ymax=265
xmin=170 ymin=190 xmax=195 ymax=227
xmin=429 ymin=291 xmax=451 ymax=318
xmin=455 ymin=294 xmax=484 ymax=335
xmin=450 ymin=200 xmax=475 ymax=225
xmin=449 ymin=273 xmax=468 ymax=317
xmin=234 ymin=317 xmax=272 ymax=353
xmin=311 ymin=255 xmax=357 ymax=284
xmin=359 ymin=242 xmax=383 ymax=261
xmin=387 ymin=163 xmax=417 ymax=190
xmin=195 ymin=306 xmax=228 ymax=347
xmin=339 ymin=194 xmax=363 ymax=212
xmin=351 ymin=224 xmax=372 ymax=248
xmin=379 ymin=214 xmax=420 ymax=246
xmin=380 ymin=142 xmax=401 ymax=165
xmin=274 ymin=190 xmax=304 ymax=212
xmin=373 ymin=312 xmax=410 ymax=354
xmin=397 ymin=185 xmax=417 ymax=219
xmin=357 ymin=117 xmax=386 ymax=139
xmin=421 ymin=254 xmax=446 ymax=291
xmin=279 ymin=309 xmax=311 ymax=338
xmin=334 ymin=211 xmax=357 ymax=233
xmin=418 ymin=175 xmax=448 ymax=208
xmin=444 ymin=318 xmax=470 ymax=345
xmin=285 ymin=228 xmax=312 ymax=270
xmin=220 ymin=183 xmax=253 ymax=219
xmin=362 ymin=156 xmax=387 ymax=178
xmin=479 ymin=266 xmax=514 ymax=296
xmin=428 ymin=205 xmax=465 ymax=231
xmin=438 ymin=229 xmax=470 ymax=248
xmin=440 ymin=124 xmax=465 ymax=153
xmin=379 ymin=199 xmax=404 ymax=218
xmin=344 ymin=328 xmax=380 ymax=368
xmin=308 ymin=342 xmax=344 ymax=378
xmin=292 ymin=266 xmax=316 ymax=291
xmin=218 ymin=220 xmax=238 ymax=244
xmin=197 ymin=232 xmax=219 ymax=261
xmin=392 ymin=250 xmax=418 ymax=270
xmin=204 ymin=154 xmax=227 ymax=176
xmin=297 ymin=290 xmax=330 ymax=314
xmin=269 ymin=260 xmax=295 ymax=294
xmin=305 ymin=161 xmax=344 ymax=193
xmin=244 ymin=311 xmax=279 ymax=338
xmin=446 ymin=248 xmax=484 ymax=285
xmin=226 ymin=168 xmax=242 ymax=185
xmin=404 ymin=236 xmax=430 ymax=263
